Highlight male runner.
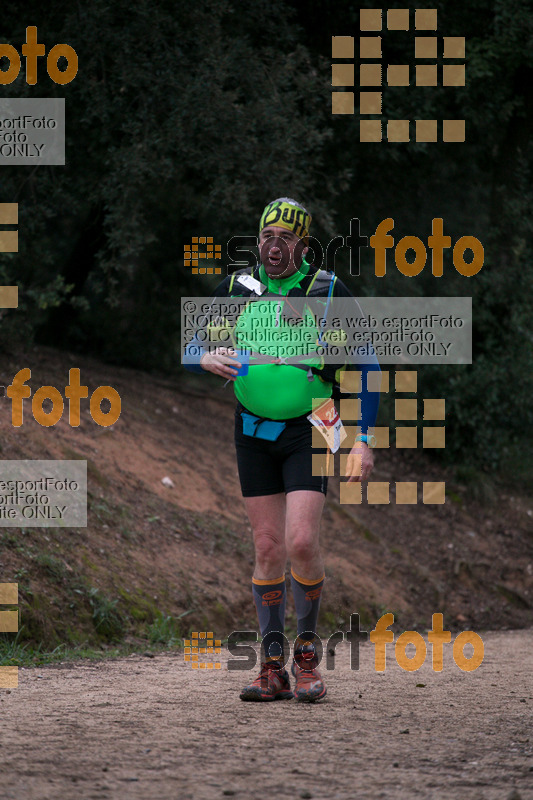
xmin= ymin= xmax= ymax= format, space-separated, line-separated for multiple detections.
xmin=184 ymin=198 xmax=380 ymax=702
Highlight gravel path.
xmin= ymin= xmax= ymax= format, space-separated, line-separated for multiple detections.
xmin=1 ymin=630 xmax=532 ymax=800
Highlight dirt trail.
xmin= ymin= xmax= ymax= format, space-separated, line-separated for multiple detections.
xmin=1 ymin=630 xmax=531 ymax=800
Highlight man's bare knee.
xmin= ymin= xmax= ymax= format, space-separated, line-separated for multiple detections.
xmin=287 ymin=532 xmax=320 ymax=564
xmin=254 ymin=528 xmax=286 ymax=571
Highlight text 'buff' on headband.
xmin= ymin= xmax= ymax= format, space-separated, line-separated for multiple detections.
xmin=259 ymin=199 xmax=312 ymax=241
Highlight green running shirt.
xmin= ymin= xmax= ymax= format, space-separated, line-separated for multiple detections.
xmin=232 ymin=260 xmax=332 ymax=419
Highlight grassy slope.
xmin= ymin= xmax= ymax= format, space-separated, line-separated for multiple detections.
xmin=0 ymin=345 xmax=532 ymax=664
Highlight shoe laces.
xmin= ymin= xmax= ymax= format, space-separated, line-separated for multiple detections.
xmin=295 ymin=650 xmax=318 ymax=670
xmin=252 ymin=661 xmax=283 ymax=683
xmin=261 ymin=660 xmax=282 ymax=674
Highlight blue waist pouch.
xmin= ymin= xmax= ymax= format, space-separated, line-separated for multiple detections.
xmin=241 ymin=411 xmax=286 ymax=441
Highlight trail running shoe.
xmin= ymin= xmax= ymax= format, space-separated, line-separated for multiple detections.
xmin=239 ymin=661 xmax=294 ymax=701
xmin=291 ymin=648 xmax=327 ymax=702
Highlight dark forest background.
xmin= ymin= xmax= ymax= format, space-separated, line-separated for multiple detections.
xmin=0 ymin=0 xmax=532 ymax=484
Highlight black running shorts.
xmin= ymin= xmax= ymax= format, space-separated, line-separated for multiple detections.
xmin=234 ymin=402 xmax=328 ymax=497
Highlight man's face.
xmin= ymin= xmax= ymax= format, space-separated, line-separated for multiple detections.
xmin=258 ymin=225 xmax=309 ymax=279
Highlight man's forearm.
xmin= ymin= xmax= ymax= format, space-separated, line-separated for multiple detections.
xmin=182 ymin=336 xmax=207 ymax=374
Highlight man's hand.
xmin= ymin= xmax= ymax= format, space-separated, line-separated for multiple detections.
xmin=200 ymin=347 xmax=242 ymax=380
xmin=345 ymin=442 xmax=374 ymax=482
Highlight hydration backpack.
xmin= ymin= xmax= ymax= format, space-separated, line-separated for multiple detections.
xmin=227 ymin=264 xmax=352 ymax=399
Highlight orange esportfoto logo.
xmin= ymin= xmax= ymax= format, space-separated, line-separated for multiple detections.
xmin=332 ymin=8 xmax=466 ymax=143
xmin=0 ymin=27 xmax=78 ymax=85
xmin=0 ymin=583 xmax=19 ymax=689
xmin=183 ymin=631 xmax=222 ymax=670
xmin=5 ymin=368 xmax=121 ymax=428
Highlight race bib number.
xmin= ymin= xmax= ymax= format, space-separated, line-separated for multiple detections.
xmin=307 ymin=398 xmax=346 ymax=454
